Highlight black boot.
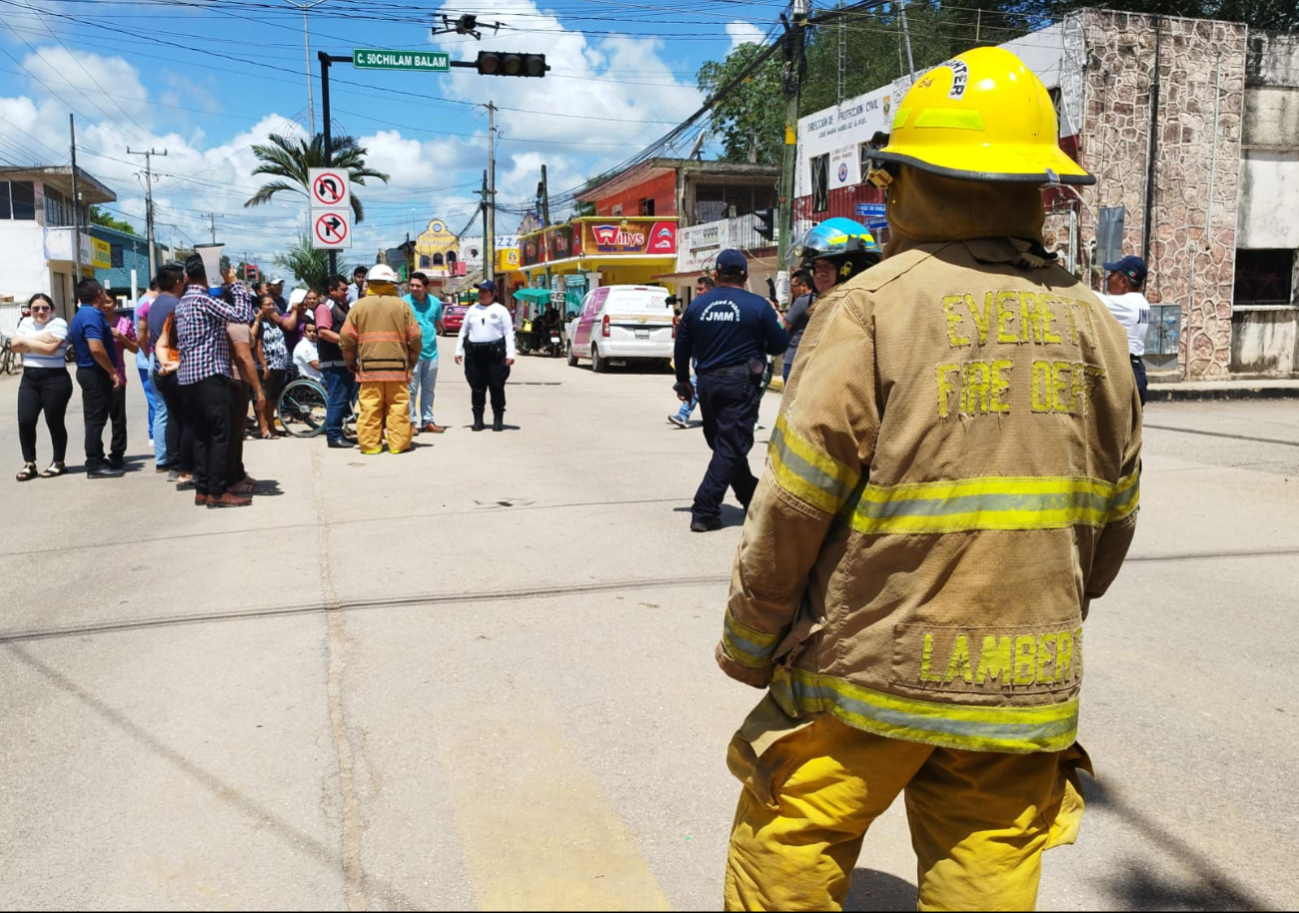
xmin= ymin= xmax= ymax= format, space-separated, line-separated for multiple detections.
xmin=492 ymin=413 xmax=504 ymax=432
xmin=472 ymin=411 xmax=485 ymax=432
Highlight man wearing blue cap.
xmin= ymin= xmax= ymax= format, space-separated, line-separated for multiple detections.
xmin=454 ymin=279 xmax=516 ymax=431
xmin=674 ymin=249 xmax=788 ymax=532
xmin=1099 ymin=255 xmax=1152 ymax=404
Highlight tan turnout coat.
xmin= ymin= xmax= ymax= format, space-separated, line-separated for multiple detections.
xmin=717 ymin=170 xmax=1142 ymax=754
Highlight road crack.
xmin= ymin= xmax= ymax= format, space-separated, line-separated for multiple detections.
xmin=313 ymin=445 xmax=368 ymax=911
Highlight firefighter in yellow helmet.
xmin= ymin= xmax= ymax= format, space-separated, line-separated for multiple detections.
xmin=718 ymin=46 xmax=1142 ymax=911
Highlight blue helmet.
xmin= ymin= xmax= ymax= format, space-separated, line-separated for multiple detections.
xmin=787 ymin=218 xmax=880 ymax=265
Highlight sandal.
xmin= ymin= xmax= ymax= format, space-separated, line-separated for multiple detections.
xmin=16 ymin=462 xmax=38 ymax=482
xmin=40 ymin=462 xmax=67 ymax=478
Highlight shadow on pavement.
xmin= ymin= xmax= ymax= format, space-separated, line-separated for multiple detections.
xmin=7 ymin=645 xmax=421 ymax=910
xmin=844 ymin=868 xmax=916 ymax=912
xmin=252 ymin=478 xmax=284 ymax=497
xmin=1086 ymin=778 xmax=1273 ymax=911
xmin=671 ymin=503 xmax=747 ymax=527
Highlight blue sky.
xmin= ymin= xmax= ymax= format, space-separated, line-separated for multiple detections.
xmin=0 ymin=0 xmax=785 ymax=271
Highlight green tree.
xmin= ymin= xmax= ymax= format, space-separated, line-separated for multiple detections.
xmin=274 ymin=235 xmax=355 ymax=294
xmin=244 ymin=133 xmax=389 ymax=224
xmin=89 ymin=205 xmax=139 ymax=235
xmin=697 ymin=42 xmax=785 ymax=165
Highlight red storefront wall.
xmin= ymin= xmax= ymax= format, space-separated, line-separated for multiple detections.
xmin=590 ymin=170 xmax=678 ymax=218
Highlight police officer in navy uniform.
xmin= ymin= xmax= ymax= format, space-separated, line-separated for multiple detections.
xmin=674 ymin=249 xmax=788 ymax=532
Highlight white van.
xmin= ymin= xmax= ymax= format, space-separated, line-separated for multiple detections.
xmin=566 ymin=285 xmax=675 ymax=372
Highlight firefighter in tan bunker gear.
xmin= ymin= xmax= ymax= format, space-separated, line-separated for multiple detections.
xmin=718 ymin=46 xmax=1143 ymax=912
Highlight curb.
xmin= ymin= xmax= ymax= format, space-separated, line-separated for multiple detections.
xmin=1148 ymin=383 xmax=1299 ymax=402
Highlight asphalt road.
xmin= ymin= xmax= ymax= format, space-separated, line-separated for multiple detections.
xmin=1 ymin=343 xmax=1296 ymax=911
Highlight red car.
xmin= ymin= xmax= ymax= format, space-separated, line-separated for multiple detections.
xmin=441 ymin=304 xmax=468 ymax=336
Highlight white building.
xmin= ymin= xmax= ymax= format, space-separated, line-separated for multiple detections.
xmin=0 ymin=166 xmax=117 ymax=329
xmin=459 ymin=235 xmax=520 ymax=273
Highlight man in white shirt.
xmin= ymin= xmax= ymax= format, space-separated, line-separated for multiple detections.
xmin=346 ymin=266 xmax=368 ymax=304
xmin=293 ymin=322 xmax=323 ymax=381
xmin=454 ymin=279 xmax=516 ymax=431
xmin=1097 ymin=255 xmax=1151 ymax=404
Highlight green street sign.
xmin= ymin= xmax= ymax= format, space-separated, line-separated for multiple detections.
xmin=353 ymin=49 xmax=450 ymax=72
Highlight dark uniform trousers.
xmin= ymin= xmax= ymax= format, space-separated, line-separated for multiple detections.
xmin=181 ymin=373 xmax=233 ymax=499
xmin=227 ymin=380 xmax=251 ymax=487
xmin=693 ymin=365 xmax=762 ymax=523
xmin=153 ymin=370 xmax=188 ymax=471
xmin=75 ymin=365 xmax=115 ymax=472
xmin=108 ymin=385 xmax=128 ymax=464
xmin=1130 ymin=355 xmax=1148 ymax=405
xmin=463 ymin=339 xmax=510 ymax=418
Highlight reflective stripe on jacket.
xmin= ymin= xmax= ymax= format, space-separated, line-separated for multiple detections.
xmin=339 ymin=294 xmax=422 ymax=382
xmin=717 ymin=238 xmax=1142 ymax=754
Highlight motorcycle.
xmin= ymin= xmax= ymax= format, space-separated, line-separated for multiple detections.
xmin=544 ymin=327 xmax=562 ymax=358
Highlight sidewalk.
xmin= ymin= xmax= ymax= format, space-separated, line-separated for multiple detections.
xmin=1149 ymin=376 xmax=1299 ymax=401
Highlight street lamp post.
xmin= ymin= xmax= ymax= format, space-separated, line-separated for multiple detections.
xmin=285 ymin=0 xmax=331 ymax=136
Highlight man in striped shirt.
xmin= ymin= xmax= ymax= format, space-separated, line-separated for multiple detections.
xmin=176 ymin=254 xmax=255 ymax=508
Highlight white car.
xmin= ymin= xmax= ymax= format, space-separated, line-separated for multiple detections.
xmin=566 ymin=285 xmax=675 ymax=373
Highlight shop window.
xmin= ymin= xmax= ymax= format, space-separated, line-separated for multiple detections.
xmin=1234 ymin=249 xmax=1295 ymax=306
xmin=9 ymin=181 xmax=35 ymax=220
xmin=694 ymin=182 xmax=777 ymax=224
xmin=640 ymin=198 xmax=655 ymax=216
xmin=810 ymin=155 xmax=829 ymax=213
xmin=111 ymin=244 xmax=124 ymax=268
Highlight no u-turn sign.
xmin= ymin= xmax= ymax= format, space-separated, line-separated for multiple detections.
xmin=313 ymin=209 xmax=351 ymax=249
xmin=309 ymin=168 xmax=350 ymax=208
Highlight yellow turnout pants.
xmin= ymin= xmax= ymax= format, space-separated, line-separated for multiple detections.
xmin=724 ymin=698 xmax=1090 ymax=912
xmin=357 ymin=380 xmax=412 ymax=454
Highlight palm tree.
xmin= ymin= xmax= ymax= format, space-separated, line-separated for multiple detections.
xmin=244 ymin=133 xmax=389 ymax=223
xmin=274 ymin=235 xmax=354 ymax=293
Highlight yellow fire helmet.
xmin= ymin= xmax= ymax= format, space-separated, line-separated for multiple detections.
xmin=869 ymin=46 xmax=1093 ymax=186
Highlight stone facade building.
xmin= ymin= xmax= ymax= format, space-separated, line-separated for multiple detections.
xmin=796 ymin=8 xmax=1299 ymax=379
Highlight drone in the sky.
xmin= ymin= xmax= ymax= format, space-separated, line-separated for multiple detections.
xmin=432 ymin=14 xmax=501 ymax=41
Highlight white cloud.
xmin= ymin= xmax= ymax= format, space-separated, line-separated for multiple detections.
xmin=726 ymin=22 xmax=766 ymax=52
xmin=426 ymin=0 xmax=703 ymax=207
xmin=0 ymin=12 xmax=709 ymax=274
xmin=21 ymin=46 xmax=152 ymax=128
xmin=158 ymin=72 xmax=223 ymax=116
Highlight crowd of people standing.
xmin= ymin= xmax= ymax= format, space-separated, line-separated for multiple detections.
xmin=9 ymin=259 xmax=523 ymax=501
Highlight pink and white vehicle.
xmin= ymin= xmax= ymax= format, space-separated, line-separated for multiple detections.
xmin=565 ymin=285 xmax=675 ymax=373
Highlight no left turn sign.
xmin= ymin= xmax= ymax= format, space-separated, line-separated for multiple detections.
xmin=313 ymin=209 xmax=351 ymax=249
xmin=309 ymin=168 xmax=350 ymax=208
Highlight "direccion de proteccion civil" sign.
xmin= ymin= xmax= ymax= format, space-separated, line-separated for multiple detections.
xmin=353 ymin=49 xmax=450 ymax=72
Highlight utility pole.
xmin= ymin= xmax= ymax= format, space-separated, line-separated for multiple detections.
xmin=127 ymin=146 xmax=167 ymax=284
xmin=540 ymin=163 xmax=552 ymax=290
xmin=203 ymin=212 xmax=220 ymax=244
xmin=485 ymin=100 xmax=496 ymax=286
xmin=478 ymin=169 xmax=490 ymax=284
xmin=69 ymin=114 xmax=82 ymax=284
xmin=776 ymin=0 xmax=810 ymax=289
xmin=898 ymin=0 xmax=916 ymax=80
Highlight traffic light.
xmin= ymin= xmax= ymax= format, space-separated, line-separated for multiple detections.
xmin=754 ymin=207 xmax=776 ymax=242
xmin=476 ymin=51 xmax=548 ymax=77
